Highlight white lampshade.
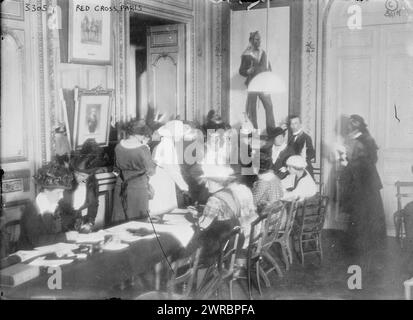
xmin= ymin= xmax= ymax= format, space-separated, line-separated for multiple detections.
xmin=247 ymin=71 xmax=286 ymax=94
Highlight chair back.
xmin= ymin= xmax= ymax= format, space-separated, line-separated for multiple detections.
xmin=218 ymin=226 xmax=242 ymax=276
xmin=296 ymin=195 xmax=329 ymax=235
xmin=249 ymin=201 xmax=285 ymax=258
xmin=280 ymin=200 xmax=299 ymax=240
xmin=394 ymin=181 xmax=413 ymax=242
xmin=166 ymin=247 xmax=202 ymax=298
xmin=0 ymin=219 xmax=21 ymax=258
xmin=395 ymin=181 xmax=413 ymax=212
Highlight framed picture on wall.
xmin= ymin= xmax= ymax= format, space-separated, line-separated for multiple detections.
xmin=73 ymin=87 xmax=113 ymax=149
xmin=68 ymin=0 xmax=112 ymax=64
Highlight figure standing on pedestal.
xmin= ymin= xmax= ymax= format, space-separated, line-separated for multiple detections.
xmin=239 ymin=31 xmax=275 ymax=130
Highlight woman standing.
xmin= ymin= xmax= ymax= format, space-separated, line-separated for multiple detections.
xmin=112 ymin=120 xmax=156 ymax=223
xmin=149 ymin=120 xmax=189 ymax=216
xmin=340 ymin=114 xmax=387 ymax=257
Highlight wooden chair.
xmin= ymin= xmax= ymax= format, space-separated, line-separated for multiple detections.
xmin=135 ymin=247 xmax=202 ymax=300
xmin=272 ymin=200 xmax=299 ymax=271
xmin=293 ymin=195 xmax=329 ymax=266
xmin=195 ymin=226 xmax=242 ymax=300
xmin=242 ymin=201 xmax=286 ymax=298
xmin=393 ymin=181 xmax=413 ymax=248
xmin=0 ymin=219 xmax=21 ymax=258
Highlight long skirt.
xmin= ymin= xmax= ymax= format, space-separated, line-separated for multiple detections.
xmin=346 ymin=189 xmax=387 ymax=256
xmin=148 ymin=166 xmax=178 ymax=216
xmin=112 ymin=175 xmax=149 ymax=223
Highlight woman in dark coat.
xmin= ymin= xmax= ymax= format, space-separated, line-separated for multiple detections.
xmin=340 ymin=114 xmax=387 ymax=258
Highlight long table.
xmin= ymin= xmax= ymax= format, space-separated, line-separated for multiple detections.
xmin=1 ymin=217 xmax=195 ymax=299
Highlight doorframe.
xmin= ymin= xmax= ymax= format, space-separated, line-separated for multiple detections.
xmin=319 ymin=0 xmax=345 ymax=229
xmin=122 ymin=1 xmax=194 ymax=121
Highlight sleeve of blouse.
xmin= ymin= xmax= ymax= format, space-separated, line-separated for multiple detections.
xmin=140 ymin=146 xmax=156 ymax=176
xmin=252 ymin=181 xmax=266 ymax=207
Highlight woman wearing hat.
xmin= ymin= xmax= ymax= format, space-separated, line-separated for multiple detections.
xmin=339 ymin=114 xmax=386 ymax=257
xmin=18 ymin=161 xmax=79 ymax=249
xmin=187 ymin=165 xmax=256 ymax=266
xmin=60 ymin=139 xmax=108 ymax=233
xmin=281 ymin=155 xmax=317 ymax=201
xmin=112 ymin=120 xmax=156 ymax=222
xmin=252 ymin=152 xmax=284 ymax=214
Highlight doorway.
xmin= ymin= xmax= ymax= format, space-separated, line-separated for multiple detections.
xmin=129 ymin=12 xmax=186 ymax=121
xmin=322 ymin=0 xmax=413 ymax=234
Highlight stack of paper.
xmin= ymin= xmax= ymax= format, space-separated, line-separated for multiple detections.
xmin=75 ymin=230 xmax=106 ymax=244
xmin=28 ymin=256 xmax=73 ymax=268
xmin=34 ymin=243 xmax=79 ymax=255
xmin=12 ymin=250 xmax=46 ymax=263
xmin=0 ymin=263 xmax=40 ymax=287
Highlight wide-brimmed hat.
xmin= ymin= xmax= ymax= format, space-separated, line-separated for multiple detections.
xmin=267 ymin=126 xmax=287 ymax=139
xmin=33 ymin=161 xmax=73 ymax=189
xmin=200 ymin=164 xmax=236 ymax=183
xmin=70 ymin=139 xmax=108 ymax=174
xmin=286 ymin=155 xmax=307 ymax=170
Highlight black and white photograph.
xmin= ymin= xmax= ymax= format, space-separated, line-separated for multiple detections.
xmin=1 ymin=0 xmax=413 ymax=306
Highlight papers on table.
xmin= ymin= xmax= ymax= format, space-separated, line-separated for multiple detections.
xmin=162 ymin=214 xmax=189 ymax=225
xmin=105 ymin=221 xmax=194 ymax=247
xmin=34 ymin=243 xmax=79 ymax=255
xmin=28 ymin=256 xmax=74 ymax=268
xmin=12 ymin=250 xmax=46 ymax=263
xmin=168 ymin=208 xmax=190 ymax=214
xmin=74 ymin=230 xmax=106 ymax=244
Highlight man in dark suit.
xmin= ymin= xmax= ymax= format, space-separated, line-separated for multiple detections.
xmin=287 ymin=115 xmax=315 ymax=177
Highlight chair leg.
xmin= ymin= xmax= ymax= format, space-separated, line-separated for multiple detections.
xmin=258 ymin=265 xmax=271 ymax=288
xmin=318 ymin=234 xmax=323 ymax=262
xmin=299 ymin=237 xmax=305 ymax=266
xmin=229 ymin=280 xmax=234 ymax=300
xmin=287 ymin=237 xmax=294 ymax=265
xmin=280 ymin=243 xmax=290 ymax=271
xmin=247 ymin=255 xmax=254 ymax=300
xmin=263 ymin=251 xmax=283 ymax=277
xmin=255 ymin=261 xmax=263 ymax=296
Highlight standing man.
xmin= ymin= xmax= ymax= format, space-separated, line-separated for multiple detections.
xmin=239 ymin=31 xmax=275 ymax=130
xmin=287 ymin=115 xmax=315 ymax=177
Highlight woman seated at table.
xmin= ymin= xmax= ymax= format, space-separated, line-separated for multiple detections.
xmin=281 ymin=155 xmax=317 ymax=201
xmin=187 ymin=165 xmax=257 ymax=266
xmin=112 ymin=119 xmax=156 ymax=223
xmin=252 ymin=152 xmax=284 ymax=214
xmin=60 ymin=139 xmax=108 ymax=233
xmin=18 ymin=161 xmax=79 ymax=250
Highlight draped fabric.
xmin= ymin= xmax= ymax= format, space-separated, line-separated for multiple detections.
xmin=149 ymin=123 xmax=189 ymax=216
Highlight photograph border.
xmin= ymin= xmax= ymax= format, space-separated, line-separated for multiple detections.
xmin=68 ymin=0 xmax=113 ymax=65
xmin=73 ymin=86 xmax=113 ymax=150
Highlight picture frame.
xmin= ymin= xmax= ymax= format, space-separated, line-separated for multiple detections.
xmin=59 ymin=88 xmax=72 ymax=149
xmin=73 ymin=86 xmax=113 ymax=149
xmin=68 ymin=0 xmax=112 ymax=65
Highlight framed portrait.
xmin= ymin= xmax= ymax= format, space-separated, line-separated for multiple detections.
xmin=68 ymin=0 xmax=112 ymax=65
xmin=73 ymin=87 xmax=113 ymax=149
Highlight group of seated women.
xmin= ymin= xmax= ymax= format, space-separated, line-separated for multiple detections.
xmin=16 ymin=111 xmax=317 ymax=257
